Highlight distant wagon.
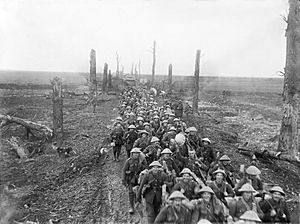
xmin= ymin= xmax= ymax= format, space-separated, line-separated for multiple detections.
xmin=124 ymin=75 xmax=136 ymax=87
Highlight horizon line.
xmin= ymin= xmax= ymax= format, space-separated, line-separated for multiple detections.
xmin=0 ymin=69 xmax=283 ymax=79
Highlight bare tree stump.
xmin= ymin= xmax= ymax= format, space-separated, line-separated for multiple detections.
xmin=89 ymin=49 xmax=97 ymax=93
xmin=108 ymin=70 xmax=112 ymax=89
xmin=151 ymin=40 xmax=156 ymax=86
xmin=277 ymin=0 xmax=300 ymax=158
xmin=168 ymin=64 xmax=173 ymax=94
xmin=102 ymin=63 xmax=108 ymax=94
xmin=193 ymin=50 xmax=201 ymax=114
xmin=51 ymin=77 xmax=63 ymax=146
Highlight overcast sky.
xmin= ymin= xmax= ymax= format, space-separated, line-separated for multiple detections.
xmin=0 ymin=0 xmax=288 ymax=77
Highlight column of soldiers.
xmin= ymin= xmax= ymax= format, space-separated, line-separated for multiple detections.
xmin=110 ymin=87 xmax=291 ymax=224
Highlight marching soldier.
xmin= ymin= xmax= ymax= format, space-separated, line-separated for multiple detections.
xmin=172 ymin=168 xmax=203 ymax=200
xmin=259 ymin=186 xmax=290 ymax=223
xmin=110 ymin=122 xmax=124 ymax=162
xmin=122 ymin=148 xmax=147 ymax=214
xmin=161 ymin=126 xmax=177 ymax=148
xmin=229 ymin=183 xmax=263 ymax=221
xmin=123 ymin=125 xmax=138 ymax=158
xmin=198 ymin=138 xmax=217 ymax=168
xmin=137 ymin=161 xmax=173 ymax=224
xmin=210 ymin=154 xmax=236 ymax=188
xmin=191 ymin=186 xmax=225 ymax=224
xmin=158 ymin=148 xmax=180 ymax=178
xmin=208 ymin=169 xmax=235 ymax=207
xmin=144 ymin=136 xmax=162 ymax=164
xmin=154 ymin=191 xmax=193 ymax=224
xmin=235 ymin=166 xmax=264 ymax=196
xmin=133 ymin=130 xmax=151 ymax=151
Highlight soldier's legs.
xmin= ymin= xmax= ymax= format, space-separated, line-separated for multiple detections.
xmin=145 ymin=200 xmax=156 ymax=224
xmin=128 ymin=185 xmax=135 ymax=214
xmin=115 ymin=146 xmax=121 ymax=161
xmin=153 ymin=195 xmax=162 ymax=220
xmin=112 ymin=147 xmax=117 ymax=161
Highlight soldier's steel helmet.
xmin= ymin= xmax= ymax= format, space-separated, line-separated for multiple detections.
xmin=161 ymin=148 xmax=172 ymax=154
xmin=168 ymin=191 xmax=187 ymax=200
xmin=269 ymin=186 xmax=285 ymax=196
xmin=213 ymin=168 xmax=226 ymax=177
xmin=199 ymin=186 xmax=215 ymax=194
xmin=180 ymin=168 xmax=193 ymax=176
xmin=240 ymin=210 xmax=261 ymax=222
xmin=149 ymin=161 xmax=163 ymax=168
xmin=150 ymin=136 xmax=160 ymax=143
xmin=238 ymin=183 xmax=256 ymax=193
xmin=130 ymin=148 xmax=141 ymax=153
xmin=219 ymin=155 xmax=231 ymax=161
xmin=128 ymin=125 xmax=136 ymax=129
xmin=245 ymin=165 xmax=261 ymax=175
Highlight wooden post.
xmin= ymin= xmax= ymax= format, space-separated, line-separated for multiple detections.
xmin=168 ymin=64 xmax=173 ymax=94
xmin=278 ymin=0 xmax=300 ymax=157
xmin=151 ymin=40 xmax=156 ymax=86
xmin=108 ymin=69 xmax=112 ymax=89
xmin=138 ymin=59 xmax=141 ymax=83
xmin=131 ymin=63 xmax=134 ymax=76
xmin=89 ymin=49 xmax=97 ymax=93
xmin=51 ymin=77 xmax=63 ymax=146
xmin=134 ymin=64 xmax=138 ymax=81
xmin=116 ymin=52 xmax=120 ymax=78
xmin=102 ymin=63 xmax=108 ymax=94
xmin=193 ymin=50 xmax=201 ymax=115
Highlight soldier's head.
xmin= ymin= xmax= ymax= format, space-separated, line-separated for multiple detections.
xmin=130 ymin=148 xmax=141 ymax=159
xmin=143 ymin=123 xmax=151 ymax=132
xmin=199 ymin=186 xmax=214 ymax=202
xmin=128 ymin=125 xmax=136 ymax=132
xmin=188 ymin=127 xmax=197 ymax=136
xmin=161 ymin=148 xmax=172 ymax=159
xmin=188 ymin=150 xmax=196 ymax=159
xmin=173 ymin=118 xmax=180 ymax=125
xmin=269 ymin=186 xmax=285 ymax=202
xmin=162 ymin=120 xmax=168 ymax=127
xmin=239 ymin=184 xmax=256 ymax=201
xmin=213 ymin=169 xmax=226 ymax=184
xmin=201 ymin=138 xmax=211 ymax=146
xmin=245 ymin=166 xmax=261 ymax=180
xmin=180 ymin=168 xmax=193 ymax=182
xmin=149 ymin=161 xmax=162 ymax=173
xmin=219 ymin=155 xmax=231 ymax=165
xmin=168 ymin=191 xmax=186 ymax=208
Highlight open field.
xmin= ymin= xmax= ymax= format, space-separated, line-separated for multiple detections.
xmin=0 ymin=72 xmax=298 ymax=224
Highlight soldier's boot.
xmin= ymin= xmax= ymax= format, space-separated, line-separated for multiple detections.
xmin=129 ymin=192 xmax=135 ymax=214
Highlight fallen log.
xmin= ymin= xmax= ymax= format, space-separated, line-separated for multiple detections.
xmin=0 ymin=114 xmax=53 ymax=138
xmin=237 ymin=146 xmax=300 ymax=166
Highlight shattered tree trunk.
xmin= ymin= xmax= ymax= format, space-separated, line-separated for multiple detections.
xmin=138 ymin=59 xmax=141 ymax=83
xmin=168 ymin=64 xmax=173 ymax=94
xmin=51 ymin=77 xmax=63 ymax=146
xmin=193 ymin=50 xmax=201 ymax=114
xmin=0 ymin=115 xmax=53 ymax=137
xmin=89 ymin=49 xmax=97 ymax=93
xmin=108 ymin=70 xmax=112 ymax=89
xmin=238 ymin=146 xmax=300 ymax=166
xmin=116 ymin=52 xmax=120 ymax=78
xmin=102 ymin=63 xmax=108 ymax=94
xmin=278 ymin=0 xmax=300 ymax=157
xmin=151 ymin=40 xmax=156 ymax=86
